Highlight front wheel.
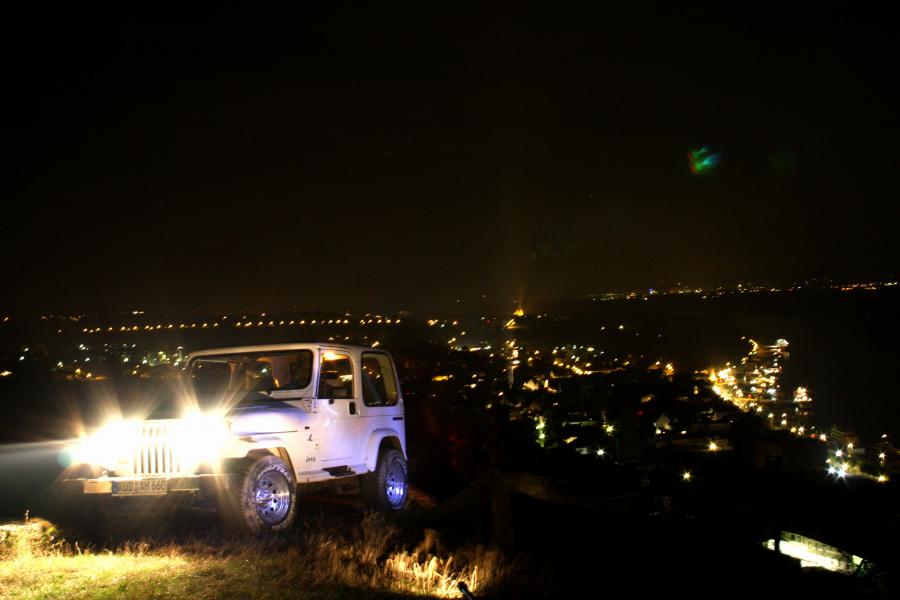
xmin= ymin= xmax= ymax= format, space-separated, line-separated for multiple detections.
xmin=362 ymin=448 xmax=409 ymax=511
xmin=225 ymin=454 xmax=297 ymax=535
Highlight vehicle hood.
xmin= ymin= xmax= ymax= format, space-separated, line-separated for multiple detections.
xmin=227 ymin=402 xmax=303 ymax=436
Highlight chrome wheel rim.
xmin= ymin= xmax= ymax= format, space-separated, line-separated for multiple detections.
xmin=384 ymin=457 xmax=407 ymax=508
xmin=254 ymin=469 xmax=291 ymax=525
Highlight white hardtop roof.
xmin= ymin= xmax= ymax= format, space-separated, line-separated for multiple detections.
xmin=186 ymin=342 xmax=382 ymax=361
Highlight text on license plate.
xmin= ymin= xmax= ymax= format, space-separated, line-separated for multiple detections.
xmin=112 ymin=479 xmax=168 ymax=496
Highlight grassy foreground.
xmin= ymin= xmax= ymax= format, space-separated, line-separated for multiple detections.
xmin=0 ymin=515 xmax=508 ymax=599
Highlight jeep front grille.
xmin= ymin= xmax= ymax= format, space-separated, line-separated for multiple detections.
xmin=131 ymin=423 xmax=185 ymax=476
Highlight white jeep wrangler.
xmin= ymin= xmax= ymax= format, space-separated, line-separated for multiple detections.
xmin=65 ymin=343 xmax=409 ymax=533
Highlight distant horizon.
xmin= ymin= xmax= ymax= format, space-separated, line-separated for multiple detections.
xmin=2 ymin=273 xmax=897 ymax=319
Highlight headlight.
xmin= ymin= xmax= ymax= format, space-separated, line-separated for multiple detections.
xmin=176 ymin=412 xmax=231 ymax=470
xmin=71 ymin=418 xmax=139 ymax=468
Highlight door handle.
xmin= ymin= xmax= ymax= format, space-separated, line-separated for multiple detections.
xmin=349 ymin=402 xmax=357 ymax=416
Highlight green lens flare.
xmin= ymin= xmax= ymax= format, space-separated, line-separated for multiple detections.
xmin=688 ymin=147 xmax=720 ymax=175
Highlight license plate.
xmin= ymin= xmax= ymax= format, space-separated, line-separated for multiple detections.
xmin=112 ymin=479 xmax=168 ymax=496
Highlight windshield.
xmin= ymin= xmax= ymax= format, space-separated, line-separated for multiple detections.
xmin=188 ymin=350 xmax=313 ymax=404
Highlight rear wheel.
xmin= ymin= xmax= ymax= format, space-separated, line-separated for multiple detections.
xmin=362 ymin=448 xmax=409 ymax=511
xmin=225 ymin=454 xmax=297 ymax=535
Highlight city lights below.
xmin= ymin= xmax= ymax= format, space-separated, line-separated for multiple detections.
xmin=827 ymin=466 xmax=848 ymax=479
xmin=591 ymin=278 xmax=899 ymax=302
xmin=79 ymin=314 xmax=403 ymax=335
xmin=705 ymin=338 xmax=894 ymax=484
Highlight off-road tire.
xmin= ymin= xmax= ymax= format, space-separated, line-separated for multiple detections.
xmin=362 ymin=448 xmax=409 ymax=511
xmin=224 ymin=454 xmax=297 ymax=535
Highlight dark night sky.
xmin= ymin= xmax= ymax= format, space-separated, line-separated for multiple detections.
xmin=2 ymin=9 xmax=898 ymax=314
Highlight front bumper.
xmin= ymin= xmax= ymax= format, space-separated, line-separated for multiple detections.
xmin=60 ymin=473 xmax=237 ymax=497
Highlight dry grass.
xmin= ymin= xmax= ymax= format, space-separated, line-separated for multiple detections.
xmin=0 ymin=513 xmax=514 ymax=599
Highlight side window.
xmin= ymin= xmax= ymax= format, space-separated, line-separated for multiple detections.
xmin=273 ymin=352 xmax=313 ymax=390
xmin=190 ymin=360 xmax=231 ymax=397
xmin=361 ymin=352 xmax=399 ymax=407
xmin=318 ymin=352 xmax=354 ymax=399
